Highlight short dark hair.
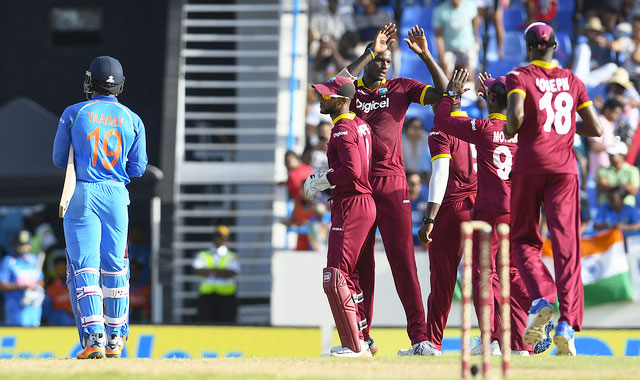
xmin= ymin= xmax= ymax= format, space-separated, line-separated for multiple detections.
xmin=603 ymin=98 xmax=624 ymax=111
xmin=490 ymin=82 xmax=508 ymax=108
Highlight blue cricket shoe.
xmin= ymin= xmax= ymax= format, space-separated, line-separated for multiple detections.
xmin=554 ymin=321 xmax=576 ymax=356
xmin=523 ymin=298 xmax=554 ymax=346
xmin=533 ymin=320 xmax=554 ymax=354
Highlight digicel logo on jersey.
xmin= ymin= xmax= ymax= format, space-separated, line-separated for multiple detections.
xmin=355 ymin=98 xmax=389 ymax=113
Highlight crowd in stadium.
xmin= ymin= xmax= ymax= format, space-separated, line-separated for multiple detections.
xmin=283 ymin=0 xmax=640 ymax=251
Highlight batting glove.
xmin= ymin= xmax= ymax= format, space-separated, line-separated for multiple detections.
xmin=303 ymin=169 xmax=335 ymax=200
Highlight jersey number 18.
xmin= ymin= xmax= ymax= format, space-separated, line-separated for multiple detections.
xmin=87 ymin=126 xmax=122 ymax=170
xmin=539 ymin=91 xmax=574 ymax=135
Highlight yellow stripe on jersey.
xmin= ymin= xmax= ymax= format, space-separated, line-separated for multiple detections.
xmin=489 ymin=113 xmax=507 ymax=120
xmin=419 ymin=85 xmax=432 ymax=106
xmin=508 ymin=89 xmax=526 ymax=99
xmin=332 ymin=112 xmax=356 ymax=124
xmin=431 ymin=153 xmax=452 ymax=162
xmin=531 ymin=60 xmax=558 ymax=69
xmin=450 ymin=111 xmax=468 ymax=117
xmin=577 ymin=100 xmax=593 ymax=111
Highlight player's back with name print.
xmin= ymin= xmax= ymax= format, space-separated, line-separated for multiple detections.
xmin=507 ymin=63 xmax=590 ymax=174
xmin=69 ymin=99 xmax=138 ymax=183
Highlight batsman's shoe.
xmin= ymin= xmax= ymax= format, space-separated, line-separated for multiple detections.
xmin=330 ymin=338 xmax=378 ymax=356
xmin=330 ymin=340 xmax=372 ymax=358
xmin=553 ymin=321 xmax=576 ymax=356
xmin=470 ymin=338 xmax=501 ymax=356
xmin=533 ymin=320 xmax=555 ymax=354
xmin=523 ymin=298 xmax=554 ymax=346
xmin=397 ymin=340 xmax=442 ymax=356
xmin=106 ymin=334 xmax=124 ymax=358
xmin=77 ymin=333 xmax=105 ymax=359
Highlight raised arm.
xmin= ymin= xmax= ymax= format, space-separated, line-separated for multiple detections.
xmin=338 ymin=23 xmax=397 ymax=80
xmin=403 ymin=25 xmax=449 ymax=99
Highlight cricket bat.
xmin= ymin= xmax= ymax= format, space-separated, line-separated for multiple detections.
xmin=59 ymin=145 xmax=76 ymax=218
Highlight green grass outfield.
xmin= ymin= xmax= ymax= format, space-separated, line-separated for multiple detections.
xmin=0 ymin=356 xmax=637 ymax=380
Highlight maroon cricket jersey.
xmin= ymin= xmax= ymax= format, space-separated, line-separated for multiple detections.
xmin=428 ymin=110 xmax=477 ymax=205
xmin=349 ymin=77 xmax=431 ymax=177
xmin=506 ymin=60 xmax=592 ymax=175
xmin=326 ymin=112 xmax=376 ymax=202
xmin=434 ymin=96 xmax=517 ymax=213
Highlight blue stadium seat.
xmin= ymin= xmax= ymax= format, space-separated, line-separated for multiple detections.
xmin=555 ymin=9 xmax=574 ymax=35
xmin=503 ymin=7 xmax=526 ymax=31
xmin=400 ymin=6 xmax=434 ymax=36
xmin=399 ymin=51 xmax=434 ymax=84
xmin=485 ymin=32 xmax=527 ymax=63
xmin=554 ymin=32 xmax=572 ymax=67
xmin=486 ymin=59 xmax=520 ymax=77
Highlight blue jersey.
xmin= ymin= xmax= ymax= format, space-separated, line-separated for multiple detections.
xmin=52 ymin=95 xmax=147 ymax=184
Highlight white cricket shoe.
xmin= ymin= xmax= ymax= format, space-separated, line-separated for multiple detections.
xmin=397 ymin=340 xmax=442 ymax=356
xmin=330 ymin=338 xmax=378 ymax=355
xmin=330 ymin=340 xmax=372 ymax=358
xmin=471 ymin=338 xmax=502 ymax=356
xmin=512 ymin=350 xmax=530 ymax=356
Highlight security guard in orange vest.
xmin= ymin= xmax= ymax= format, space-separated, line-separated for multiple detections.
xmin=192 ymin=225 xmax=240 ymax=323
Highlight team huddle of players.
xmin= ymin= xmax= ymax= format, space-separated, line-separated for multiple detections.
xmin=304 ymin=22 xmax=602 ymax=357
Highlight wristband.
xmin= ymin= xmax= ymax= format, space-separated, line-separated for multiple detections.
xmin=422 ymin=216 xmax=435 ymax=224
xmin=368 ymin=48 xmax=375 ymax=59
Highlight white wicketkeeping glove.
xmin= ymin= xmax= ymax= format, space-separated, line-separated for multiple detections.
xmin=303 ymin=169 xmax=335 ymax=200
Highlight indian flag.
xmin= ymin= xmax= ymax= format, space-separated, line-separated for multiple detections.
xmin=542 ymin=229 xmax=633 ymax=307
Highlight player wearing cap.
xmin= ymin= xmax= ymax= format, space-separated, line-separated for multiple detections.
xmin=336 ymin=24 xmax=449 ymax=355
xmin=504 ymin=23 xmax=602 ymax=355
xmin=304 ymin=76 xmax=389 ymax=357
xmin=431 ymin=70 xmax=533 ymax=355
xmin=53 ymin=56 xmax=148 ymax=359
xmin=413 ymin=92 xmax=477 ymax=356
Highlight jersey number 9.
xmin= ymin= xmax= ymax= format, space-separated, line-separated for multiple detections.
xmin=87 ymin=126 xmax=122 ymax=170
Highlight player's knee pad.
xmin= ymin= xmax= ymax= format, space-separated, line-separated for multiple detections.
xmin=323 ymin=267 xmax=361 ymax=352
xmin=102 ymin=267 xmax=129 ymax=333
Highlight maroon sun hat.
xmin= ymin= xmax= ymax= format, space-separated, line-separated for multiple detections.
xmin=311 ymin=76 xmax=355 ymax=99
xmin=481 ymin=76 xmax=506 ymax=96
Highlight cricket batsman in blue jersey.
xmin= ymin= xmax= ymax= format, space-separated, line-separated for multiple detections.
xmin=53 ymin=56 xmax=148 ymax=359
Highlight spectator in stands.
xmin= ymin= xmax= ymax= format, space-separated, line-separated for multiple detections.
xmin=577 ymin=0 xmax=624 ymax=32
xmin=192 ymin=225 xmax=240 ymax=323
xmin=474 ymin=0 xmax=505 ymax=59
xmin=606 ymin=68 xmax=640 ymax=144
xmin=355 ymin=0 xmax=395 ymax=42
xmin=597 ymin=140 xmax=640 ymax=207
xmin=0 ymin=230 xmax=44 ymax=327
xmin=306 ymin=87 xmax=332 ymax=145
xmin=285 ymin=150 xmax=314 ymax=201
xmin=309 ymin=0 xmax=356 ymax=57
xmin=26 ymin=206 xmax=57 ymax=255
xmin=43 ymin=256 xmax=74 ymax=325
xmin=308 ymin=121 xmax=331 ymax=171
xmin=401 ymin=117 xmax=429 ymax=174
xmin=573 ymin=17 xmax=619 ymax=88
xmin=593 ymin=188 xmax=640 ymax=235
xmin=311 ymin=31 xmax=361 ymax=83
xmin=433 ymin=0 xmax=479 ymax=77
xmin=525 ymin=0 xmax=558 ymax=24
xmin=127 ymin=222 xmax=150 ymax=285
xmin=609 ymin=17 xmax=640 ymax=89
xmin=129 ymin=260 xmax=150 ymax=323
xmin=588 ymin=99 xmax=623 ymax=180
xmin=408 ymin=172 xmax=429 ymax=249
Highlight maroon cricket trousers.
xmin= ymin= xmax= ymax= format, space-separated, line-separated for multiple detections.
xmin=425 ymin=196 xmax=473 ymax=350
xmin=510 ymin=172 xmax=583 ymax=331
xmin=356 ymin=175 xmax=428 ymax=345
xmin=472 ymin=209 xmax=532 ymax=352
xmin=326 ymin=193 xmax=377 ymax=340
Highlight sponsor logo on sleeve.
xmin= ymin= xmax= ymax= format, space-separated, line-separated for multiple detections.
xmin=429 ymin=131 xmax=440 ymax=136
xmin=333 ymin=131 xmax=348 ymax=138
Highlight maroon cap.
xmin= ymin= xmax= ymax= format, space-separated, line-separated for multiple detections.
xmin=311 ymin=76 xmax=355 ymax=99
xmin=481 ymin=76 xmax=506 ymax=96
xmin=524 ymin=22 xmax=556 ymax=46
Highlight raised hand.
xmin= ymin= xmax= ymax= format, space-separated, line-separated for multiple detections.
xmin=403 ymin=25 xmax=429 ymax=56
xmin=372 ymin=23 xmax=397 ymax=55
xmin=447 ymin=69 xmax=470 ymax=97
xmin=477 ymin=72 xmax=492 ymax=99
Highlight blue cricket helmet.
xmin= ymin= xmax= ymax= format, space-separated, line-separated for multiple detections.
xmin=83 ymin=55 xmax=125 ymax=98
